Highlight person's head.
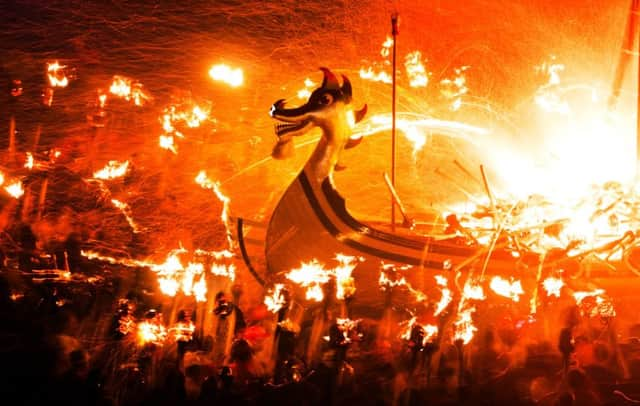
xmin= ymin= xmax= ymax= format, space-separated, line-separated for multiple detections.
xmin=592 ymin=341 xmax=610 ymax=364
xmin=529 ymin=376 xmax=553 ymax=403
xmin=230 ymin=338 xmax=253 ymax=363
xmin=555 ymin=391 xmax=574 ymax=406
xmin=215 ymin=291 xmax=227 ymax=305
xmin=567 ymin=368 xmax=587 ymax=391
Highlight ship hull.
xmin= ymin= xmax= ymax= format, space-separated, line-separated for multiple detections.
xmin=265 ymin=168 xmax=528 ymax=310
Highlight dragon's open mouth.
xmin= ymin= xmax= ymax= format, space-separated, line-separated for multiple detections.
xmin=274 ymin=119 xmax=309 ymax=137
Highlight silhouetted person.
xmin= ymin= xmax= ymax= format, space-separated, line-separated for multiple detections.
xmin=17 ymin=223 xmax=37 ymax=272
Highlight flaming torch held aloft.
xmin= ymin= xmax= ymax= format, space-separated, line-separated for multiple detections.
xmin=43 ymin=61 xmax=70 ymax=106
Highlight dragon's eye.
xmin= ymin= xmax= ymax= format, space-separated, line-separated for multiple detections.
xmin=319 ymin=93 xmax=334 ymax=105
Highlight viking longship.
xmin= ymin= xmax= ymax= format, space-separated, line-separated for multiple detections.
xmin=247 ymin=68 xmax=533 ymax=309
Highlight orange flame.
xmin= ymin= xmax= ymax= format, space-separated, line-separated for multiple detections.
xmin=264 ymin=283 xmax=288 ymax=313
xmin=378 ymin=271 xmax=408 ymax=289
xmin=93 ymin=160 xmax=130 ymax=180
xmin=169 ymin=321 xmax=195 ymax=342
xmin=462 ymin=282 xmax=486 ymax=301
xmin=208 ymin=64 xmax=243 ymax=87
xmin=4 ymin=181 xmax=24 ymax=199
xmin=453 ymin=307 xmax=477 ymax=344
xmin=109 ymin=75 xmax=151 ymax=106
xmin=47 ymin=61 xmax=69 ymax=88
xmin=286 ymin=260 xmax=331 ymax=302
xmin=24 ymin=152 xmax=34 ymax=170
xmin=573 ymin=289 xmax=616 ymax=318
xmin=159 ymin=135 xmax=177 ymax=154
xmin=490 ymin=276 xmax=524 ymax=302
xmin=542 ymin=277 xmax=564 ymax=298
xmin=433 ymin=275 xmax=453 ymax=316
xmin=440 ymin=66 xmax=469 ymax=111
xmin=334 ymin=254 xmax=359 ymax=300
xmin=405 ymin=51 xmax=429 ymax=88
xmin=137 ymin=316 xmax=167 ymax=346
xmin=211 ymin=262 xmax=236 ymax=281
xmin=195 ymin=171 xmax=233 ymax=249
xmin=401 ymin=317 xmax=438 ymax=345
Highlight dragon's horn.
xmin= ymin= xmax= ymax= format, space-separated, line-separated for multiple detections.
xmin=320 ymin=67 xmax=340 ymax=90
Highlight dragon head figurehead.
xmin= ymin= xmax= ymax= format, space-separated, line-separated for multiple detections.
xmin=270 ymin=68 xmax=367 ymax=167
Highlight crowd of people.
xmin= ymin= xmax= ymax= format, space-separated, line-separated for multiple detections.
xmin=1 ymin=226 xmax=640 ymax=406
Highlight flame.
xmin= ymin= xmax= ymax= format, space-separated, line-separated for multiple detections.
xmin=193 ymin=275 xmax=207 ymax=302
xmin=378 ymin=271 xmax=408 ymax=289
xmin=440 ymin=66 xmax=469 ymax=111
xmin=377 ymin=267 xmax=427 ymax=302
xmin=401 ymin=317 xmax=439 ymax=344
xmin=264 ymin=283 xmax=288 ymax=313
xmin=93 ymin=160 xmax=130 ymax=180
xmin=405 ymin=51 xmax=429 ymax=88
xmin=542 ymin=277 xmax=564 ymax=298
xmin=334 ymin=254 xmax=359 ymax=300
xmin=211 ymin=262 xmax=236 ymax=281
xmin=137 ymin=316 xmax=167 ymax=346
xmin=573 ymin=289 xmax=616 ymax=318
xmin=159 ymin=135 xmax=177 ymax=153
xmin=47 ymin=61 xmax=69 ymax=87
xmin=169 ymin=321 xmax=195 ymax=342
xmin=118 ymin=314 xmax=136 ymax=336
xmin=4 ymin=181 xmax=24 ymax=199
xmin=25 ymin=152 xmax=34 ymax=169
xmin=98 ymin=93 xmax=107 ymax=108
xmin=286 ymin=259 xmax=331 ymax=302
xmin=208 ymin=64 xmax=243 ymax=87
xmin=335 ymin=318 xmax=362 ymax=344
xmin=453 ymin=307 xmax=477 ymax=345
xmin=380 ymin=36 xmax=393 ymax=57
xmin=490 ymin=276 xmax=524 ymax=302
xmin=195 ymin=171 xmax=233 ymax=249
xmin=462 ymin=282 xmax=486 ymax=301
xmin=109 ymin=75 xmax=151 ymax=106
xmin=433 ymin=275 xmax=453 ymax=316
xmin=359 ymin=67 xmax=392 ymax=84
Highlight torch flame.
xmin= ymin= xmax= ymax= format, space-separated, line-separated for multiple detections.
xmin=25 ymin=152 xmax=34 ymax=169
xmin=334 ymin=254 xmax=359 ymax=300
xmin=264 ymin=283 xmax=288 ymax=313
xmin=137 ymin=317 xmax=167 ymax=346
xmin=47 ymin=61 xmax=69 ymax=87
xmin=93 ymin=160 xmax=130 ymax=180
xmin=433 ymin=275 xmax=453 ymax=316
xmin=109 ymin=75 xmax=151 ymax=106
xmin=405 ymin=51 xmax=429 ymax=88
xmin=4 ymin=181 xmax=24 ymax=199
xmin=490 ymin=276 xmax=524 ymax=302
xmin=542 ymin=277 xmax=564 ymax=298
xmin=453 ymin=307 xmax=477 ymax=345
xmin=208 ymin=64 xmax=243 ymax=87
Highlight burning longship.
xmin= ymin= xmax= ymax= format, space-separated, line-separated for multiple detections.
xmin=259 ymin=68 xmax=542 ymax=310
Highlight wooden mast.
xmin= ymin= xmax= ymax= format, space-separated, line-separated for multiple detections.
xmin=391 ymin=12 xmax=399 ymax=231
